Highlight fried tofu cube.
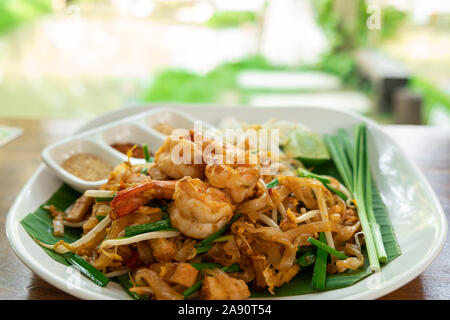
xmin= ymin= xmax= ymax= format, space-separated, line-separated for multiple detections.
xmin=201 ymin=272 xmax=250 ymax=300
xmin=149 ymin=238 xmax=177 ymax=262
xmin=168 ymin=263 xmax=198 ymax=288
xmin=201 ymin=276 xmax=229 ymax=300
xmin=66 ymin=195 xmax=94 ymax=222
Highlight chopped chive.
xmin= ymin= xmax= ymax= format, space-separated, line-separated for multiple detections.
xmin=312 ymin=233 xmax=327 ymax=290
xmin=190 ymin=263 xmax=241 ymax=273
xmin=297 ymin=252 xmax=316 ymax=267
xmin=297 ymin=168 xmax=347 ymax=200
xmin=95 ymin=196 xmax=115 ymax=202
xmin=142 ymin=144 xmax=153 ymax=163
xmin=196 ymin=214 xmax=241 ymax=248
xmin=212 ymin=235 xmax=233 ymax=243
xmin=96 ymin=215 xmax=106 ymax=222
xmin=221 ymin=264 xmax=241 ymax=273
xmin=326 ymin=185 xmax=348 ymax=201
xmin=63 ymin=251 xmax=109 ymax=287
xmin=298 ymin=168 xmax=330 ymax=185
xmin=307 ymin=237 xmax=348 ymax=260
xmin=117 ymin=274 xmax=149 ymax=300
xmin=191 ymin=263 xmax=222 ymax=270
xmin=195 ymin=243 xmax=213 ymax=254
xmin=124 ymin=219 xmax=171 ymax=237
xmin=265 ymin=178 xmax=279 ymax=189
xmin=183 ymin=280 xmax=203 ymax=298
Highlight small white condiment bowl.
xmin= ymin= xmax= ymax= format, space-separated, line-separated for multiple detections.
xmin=41 ymin=107 xmax=214 ymax=192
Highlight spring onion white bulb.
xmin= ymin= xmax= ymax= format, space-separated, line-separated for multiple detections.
xmin=84 ymin=190 xmax=116 ymax=198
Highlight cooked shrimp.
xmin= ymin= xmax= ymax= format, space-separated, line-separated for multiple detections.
xmin=155 ymin=130 xmax=205 ymax=179
xmin=205 ymin=146 xmax=260 ymax=204
xmin=110 ymin=180 xmax=176 ymax=219
xmin=144 ymin=162 xmax=169 ymax=180
xmin=169 ymin=177 xmax=234 ymax=239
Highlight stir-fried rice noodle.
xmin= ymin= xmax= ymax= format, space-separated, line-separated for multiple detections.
xmin=42 ymin=128 xmax=363 ymax=300
xmin=134 ymin=268 xmax=184 ymax=300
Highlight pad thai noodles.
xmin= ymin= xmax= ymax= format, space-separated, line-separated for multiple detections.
xmin=39 ymin=121 xmax=372 ymax=300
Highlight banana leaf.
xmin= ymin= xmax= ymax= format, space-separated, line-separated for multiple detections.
xmin=20 ymin=171 xmax=400 ymax=297
xmin=20 ymin=184 xmax=82 ymax=265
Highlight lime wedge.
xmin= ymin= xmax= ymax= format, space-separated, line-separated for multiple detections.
xmin=283 ymin=126 xmax=330 ymax=165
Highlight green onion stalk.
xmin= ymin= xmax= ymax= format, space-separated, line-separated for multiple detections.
xmin=353 ymin=124 xmax=383 ymax=271
xmin=311 ymin=232 xmax=328 ymax=290
xmin=307 ymin=237 xmax=348 ymax=260
xmin=356 ymin=124 xmax=387 ymax=264
xmin=324 ymin=135 xmax=354 ymax=194
xmin=125 ymin=219 xmax=172 ymax=237
xmin=324 ymin=124 xmax=387 ymax=271
xmin=63 ymin=252 xmax=110 ymax=287
xmin=297 ymin=252 xmax=316 ymax=267
xmin=142 ymin=144 xmax=154 ymax=163
xmin=265 ymin=178 xmax=279 ymax=189
xmin=297 ymin=168 xmax=347 ymax=201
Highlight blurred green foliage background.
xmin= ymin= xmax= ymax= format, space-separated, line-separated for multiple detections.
xmin=0 ymin=0 xmax=52 ymax=35
xmin=0 ymin=0 xmax=448 ymax=125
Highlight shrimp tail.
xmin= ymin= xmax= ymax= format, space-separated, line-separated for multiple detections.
xmin=110 ymin=180 xmax=176 ymax=219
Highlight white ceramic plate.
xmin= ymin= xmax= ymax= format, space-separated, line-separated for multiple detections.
xmin=6 ymin=104 xmax=447 ymax=300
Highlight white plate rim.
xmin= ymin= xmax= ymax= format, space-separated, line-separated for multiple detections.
xmin=6 ymin=103 xmax=447 ymax=300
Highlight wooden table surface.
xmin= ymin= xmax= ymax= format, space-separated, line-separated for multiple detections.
xmin=0 ymin=118 xmax=448 ymax=300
